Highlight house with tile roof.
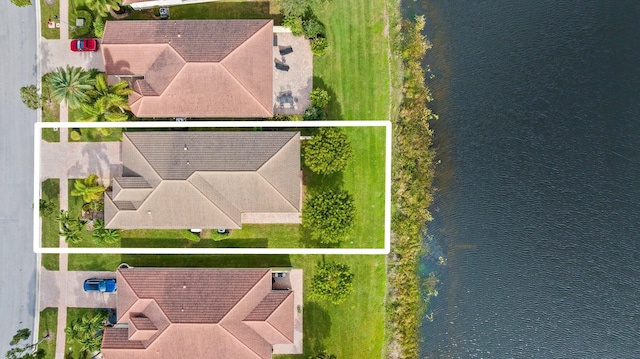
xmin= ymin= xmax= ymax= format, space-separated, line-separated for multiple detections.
xmin=104 ymin=131 xmax=301 ymax=230
xmin=101 ymin=267 xmax=303 ymax=359
xmin=101 ymin=20 xmax=274 ymax=118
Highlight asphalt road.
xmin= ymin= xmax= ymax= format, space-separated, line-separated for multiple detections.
xmin=0 ymin=1 xmax=38 ymax=354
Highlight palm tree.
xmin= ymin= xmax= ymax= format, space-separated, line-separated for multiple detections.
xmin=46 ymin=66 xmax=94 ymax=109
xmin=65 ymin=311 xmax=107 ymax=354
xmin=81 ymin=74 xmax=132 ymax=122
xmin=84 ymin=0 xmax=121 ymax=18
xmin=92 ymin=219 xmax=121 ymax=245
xmin=71 ymin=174 xmax=105 ymax=203
xmin=56 ymin=210 xmax=85 ymax=244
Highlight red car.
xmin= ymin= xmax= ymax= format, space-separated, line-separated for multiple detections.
xmin=70 ymin=39 xmax=98 ymax=52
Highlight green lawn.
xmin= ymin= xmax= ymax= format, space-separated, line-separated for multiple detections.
xmin=41 ymin=74 xmax=61 ymax=143
xmin=40 ymin=0 xmax=60 ymax=39
xmin=312 ymin=0 xmax=401 ymax=121
xmin=38 ymin=308 xmax=58 ymax=359
xmin=120 ymin=1 xmax=281 ymax=22
xmin=41 ymin=179 xmax=60 ymax=270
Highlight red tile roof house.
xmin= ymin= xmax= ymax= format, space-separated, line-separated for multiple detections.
xmin=104 ymin=131 xmax=302 ymax=230
xmin=101 ymin=267 xmax=303 ymax=359
xmin=101 ymin=20 xmax=274 ymax=118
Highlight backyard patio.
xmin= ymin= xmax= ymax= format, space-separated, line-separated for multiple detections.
xmin=272 ymin=30 xmax=313 ymax=115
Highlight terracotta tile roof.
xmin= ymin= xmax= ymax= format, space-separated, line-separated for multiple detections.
xmin=244 ymin=292 xmax=291 ymax=321
xmin=102 ymin=20 xmax=273 ymax=118
xmin=104 ymin=132 xmax=301 ymax=230
xmin=102 ymin=268 xmax=297 ymax=359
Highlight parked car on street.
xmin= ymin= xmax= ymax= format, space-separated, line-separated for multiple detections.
xmin=71 ymin=39 xmax=98 ymax=52
xmin=83 ymin=278 xmax=116 ymax=292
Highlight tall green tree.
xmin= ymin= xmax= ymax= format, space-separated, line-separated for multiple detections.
xmin=46 ymin=66 xmax=94 ymax=109
xmin=71 ymin=174 xmax=105 ymax=203
xmin=310 ymin=262 xmax=354 ymax=304
xmin=302 ymin=189 xmax=355 ymax=244
xmin=65 ymin=310 xmax=108 ymax=354
xmin=5 ymin=329 xmax=46 ymax=359
xmin=303 ymin=127 xmax=354 ymax=175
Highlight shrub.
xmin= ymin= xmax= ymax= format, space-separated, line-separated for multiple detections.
xmin=303 ymin=18 xmax=325 ymax=39
xmin=20 ymin=85 xmax=40 ymax=109
xmin=10 ymin=0 xmax=31 ymax=7
xmin=283 ymin=16 xmax=304 ymax=37
xmin=310 ymin=262 xmax=354 ymax=304
xmin=39 ymin=199 xmax=55 ymax=217
xmin=93 ymin=18 xmax=105 ymax=38
xmin=309 ymin=352 xmax=337 ymax=359
xmin=73 ymin=10 xmax=93 ymax=36
xmin=303 ymin=127 xmax=353 ymax=175
xmin=92 ymin=219 xmax=121 ymax=244
xmin=275 ymin=0 xmax=310 ymax=18
xmin=302 ymin=189 xmax=355 ymax=244
xmin=311 ymin=37 xmax=329 ymax=56
xmin=310 ymin=88 xmax=330 ymax=108
xmin=303 ymin=105 xmax=326 ymax=121
xmin=70 ymin=130 xmax=82 ymax=141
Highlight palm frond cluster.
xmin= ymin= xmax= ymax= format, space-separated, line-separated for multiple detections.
xmin=46 ymin=66 xmax=133 ymax=122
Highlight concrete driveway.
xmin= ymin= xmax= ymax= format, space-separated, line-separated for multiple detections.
xmin=40 ymin=39 xmax=105 ymax=74
xmin=40 ymin=141 xmax=122 ymax=181
xmin=40 ymin=270 xmax=116 ymax=309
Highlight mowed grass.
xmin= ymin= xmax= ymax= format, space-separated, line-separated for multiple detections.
xmin=342 ymin=126 xmax=386 ymax=248
xmin=119 ymin=1 xmax=280 ymax=22
xmin=40 ymin=0 xmax=60 ymax=39
xmin=41 ymin=179 xmax=60 ymax=270
xmin=312 ymin=0 xmax=395 ymax=121
xmin=38 ymin=307 xmax=58 ymax=359
xmin=41 ymin=74 xmax=61 ymax=143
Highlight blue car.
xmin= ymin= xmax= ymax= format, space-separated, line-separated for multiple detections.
xmin=83 ymin=278 xmax=117 ymax=292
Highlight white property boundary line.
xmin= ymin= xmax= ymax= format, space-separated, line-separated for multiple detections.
xmin=34 ymin=120 xmax=392 ymax=255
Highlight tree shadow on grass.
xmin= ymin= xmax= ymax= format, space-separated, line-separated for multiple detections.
xmin=302 ymin=165 xmax=344 ymax=194
xmin=302 ymin=301 xmax=332 ymax=355
xmin=312 ymin=76 xmax=342 ymax=120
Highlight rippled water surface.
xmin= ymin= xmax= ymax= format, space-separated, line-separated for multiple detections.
xmin=404 ymin=1 xmax=640 ymax=357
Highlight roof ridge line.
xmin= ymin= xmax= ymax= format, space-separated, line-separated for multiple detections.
xmin=265 ymin=291 xmax=294 ymax=342
xmin=219 ymin=61 xmax=272 ymax=117
xmin=218 ymin=323 xmax=264 ymax=359
xmin=143 ymin=45 xmax=187 ymax=97
xmin=256 ymin=133 xmax=301 ymax=210
xmin=187 ymin=172 xmax=242 ymax=227
xmin=219 ymin=21 xmax=273 ymax=116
